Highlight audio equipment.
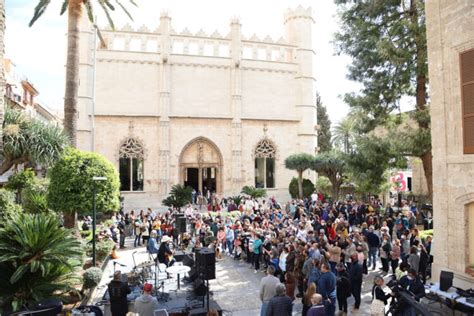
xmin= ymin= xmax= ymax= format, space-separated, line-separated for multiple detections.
xmin=196 ymin=248 xmax=216 ymax=280
xmin=440 ymin=270 xmax=454 ymax=291
xmin=176 ymin=216 xmax=187 ymax=233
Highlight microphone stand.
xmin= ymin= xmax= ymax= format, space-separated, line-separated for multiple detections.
xmin=132 ymin=251 xmax=137 ymax=270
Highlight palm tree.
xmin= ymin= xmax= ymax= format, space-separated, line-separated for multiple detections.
xmin=0 ymin=212 xmax=82 ymax=311
xmin=1 ymin=108 xmax=68 ymax=175
xmin=0 ymin=0 xmax=5 ymax=156
xmin=284 ymin=153 xmax=315 ymax=199
xmin=332 ymin=117 xmax=356 ymax=154
xmin=29 ymin=0 xmax=136 ymax=147
xmin=162 ymin=184 xmax=193 ymax=209
xmin=313 ymin=151 xmax=347 ymax=202
xmin=241 ymin=185 xmax=267 ymax=199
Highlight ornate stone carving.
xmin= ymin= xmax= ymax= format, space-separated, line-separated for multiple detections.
xmin=254 ymin=138 xmax=276 ymax=159
xmin=119 ymin=137 xmax=145 ymax=159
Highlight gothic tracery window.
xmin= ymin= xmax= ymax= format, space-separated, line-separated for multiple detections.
xmin=119 ymin=138 xmax=144 ymax=191
xmin=254 ymin=139 xmax=276 ymax=188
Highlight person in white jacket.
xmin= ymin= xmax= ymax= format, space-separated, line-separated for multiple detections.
xmin=134 ymin=283 xmax=159 ymax=316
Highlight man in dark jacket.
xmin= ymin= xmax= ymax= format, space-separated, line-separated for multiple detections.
xmin=399 ymin=269 xmax=425 ymax=301
xmin=317 ymin=261 xmax=336 ymax=316
xmin=366 ymin=226 xmax=380 ymax=270
xmin=399 ymin=269 xmax=425 ymax=315
xmin=348 ymin=254 xmax=363 ymax=311
xmin=267 ymin=283 xmax=293 ymax=316
xmin=108 ymin=271 xmax=131 ymax=316
xmin=335 ymin=263 xmax=351 ymax=315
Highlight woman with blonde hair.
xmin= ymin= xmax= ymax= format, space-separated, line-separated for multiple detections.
xmin=302 ymin=282 xmax=316 ymax=316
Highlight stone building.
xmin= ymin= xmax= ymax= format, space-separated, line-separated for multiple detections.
xmin=77 ymin=7 xmax=317 ymax=210
xmin=426 ymin=1 xmax=474 ymax=288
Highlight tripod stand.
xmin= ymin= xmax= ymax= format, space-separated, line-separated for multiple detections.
xmin=153 ymin=258 xmax=170 ymax=302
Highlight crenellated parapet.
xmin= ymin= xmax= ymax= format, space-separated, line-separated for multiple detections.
xmin=97 ymin=13 xmax=298 ymax=64
xmin=284 ymin=5 xmax=314 ymax=23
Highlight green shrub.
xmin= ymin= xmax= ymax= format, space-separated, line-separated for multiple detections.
xmin=0 ymin=212 xmax=82 ymax=311
xmin=85 ymin=239 xmax=114 ymax=263
xmin=289 ymin=178 xmax=315 ymax=198
xmin=47 ymin=148 xmax=120 ymax=228
xmin=82 ymin=267 xmax=103 ymax=289
xmin=5 ymin=168 xmax=36 ymax=203
xmin=80 ymin=230 xmax=92 ymax=240
xmin=0 ymin=189 xmax=22 ymax=219
xmin=419 ymin=229 xmax=433 ymax=241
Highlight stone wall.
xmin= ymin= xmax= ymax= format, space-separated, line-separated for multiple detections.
xmin=426 ymin=0 xmax=474 ymax=288
xmin=77 ymin=7 xmax=317 ymax=210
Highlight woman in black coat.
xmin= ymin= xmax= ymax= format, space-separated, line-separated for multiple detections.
xmin=335 ymin=263 xmax=351 ymax=315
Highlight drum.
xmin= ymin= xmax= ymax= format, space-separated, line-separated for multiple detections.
xmin=126 ymin=272 xmax=140 ymax=285
xmin=139 ymin=266 xmax=152 ymax=281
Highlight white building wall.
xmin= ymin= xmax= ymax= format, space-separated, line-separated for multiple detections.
xmin=77 ymin=7 xmax=317 ymax=209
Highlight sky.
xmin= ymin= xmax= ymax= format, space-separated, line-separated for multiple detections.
xmin=5 ymin=0 xmax=363 ymax=124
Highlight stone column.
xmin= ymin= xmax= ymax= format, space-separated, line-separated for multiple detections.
xmin=198 ymin=168 xmax=203 ymax=195
xmin=230 ymin=18 xmax=244 ymax=194
xmin=158 ymin=12 xmax=171 ymax=196
xmin=284 ymin=7 xmax=317 ymax=154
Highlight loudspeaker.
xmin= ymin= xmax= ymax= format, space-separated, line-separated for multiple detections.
xmin=440 ymin=270 xmax=454 ymax=291
xmin=181 ymin=253 xmax=195 ymax=267
xmin=196 ymin=248 xmax=216 ymax=280
xmin=176 ymin=216 xmax=187 ymax=233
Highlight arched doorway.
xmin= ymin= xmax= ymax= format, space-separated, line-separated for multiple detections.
xmin=179 ymin=137 xmax=223 ymax=195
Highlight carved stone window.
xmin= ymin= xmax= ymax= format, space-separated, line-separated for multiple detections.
xmin=254 ymin=139 xmax=276 ymax=188
xmin=119 ymin=138 xmax=144 ymax=191
xmin=254 ymin=138 xmax=276 ymax=159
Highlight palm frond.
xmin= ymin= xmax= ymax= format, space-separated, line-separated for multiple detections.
xmin=84 ymin=0 xmax=95 ymax=23
xmin=115 ymin=0 xmax=133 ymax=21
xmin=2 ymin=108 xmax=68 ymax=169
xmin=104 ymin=0 xmax=115 ymax=11
xmin=97 ymin=0 xmax=115 ymax=29
xmin=60 ymin=0 xmax=69 ymax=15
xmin=29 ymin=0 xmax=52 ymax=27
xmin=0 ymin=213 xmax=82 ymax=310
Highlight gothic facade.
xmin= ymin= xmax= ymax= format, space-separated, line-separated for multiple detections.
xmin=77 ymin=7 xmax=317 ymax=210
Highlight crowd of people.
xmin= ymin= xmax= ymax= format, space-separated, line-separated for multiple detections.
xmin=104 ymin=193 xmax=434 ymax=316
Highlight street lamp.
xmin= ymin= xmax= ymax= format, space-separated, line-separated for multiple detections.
xmin=92 ymin=176 xmax=107 ymax=266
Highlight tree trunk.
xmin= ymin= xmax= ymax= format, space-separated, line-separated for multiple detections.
xmin=330 ymin=176 xmax=339 ymax=202
xmin=0 ymin=156 xmax=13 ymax=175
xmin=420 ymin=151 xmax=433 ymax=202
xmin=298 ymin=170 xmax=303 ymax=199
xmin=412 ymin=1 xmax=432 ymax=203
xmin=63 ymin=211 xmax=77 ymax=229
xmin=0 ymin=0 xmax=5 ymax=157
xmin=64 ymin=1 xmax=82 ymax=147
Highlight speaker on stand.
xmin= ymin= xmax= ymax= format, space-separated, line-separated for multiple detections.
xmin=196 ymin=248 xmax=216 ymax=280
xmin=195 ymin=248 xmax=216 ymax=313
xmin=175 ymin=215 xmax=187 ymax=248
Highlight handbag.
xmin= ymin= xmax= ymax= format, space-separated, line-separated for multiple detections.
xmin=370 ymin=299 xmax=385 ymax=315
